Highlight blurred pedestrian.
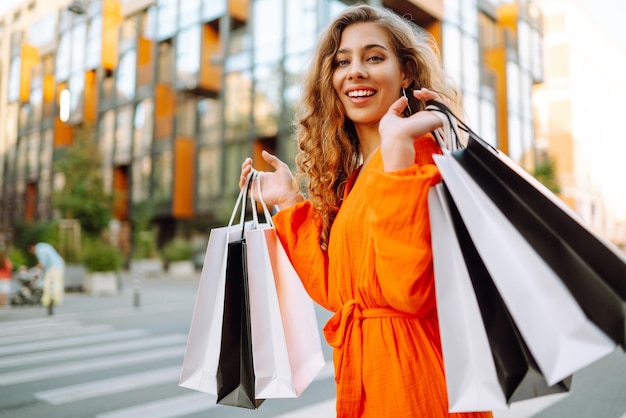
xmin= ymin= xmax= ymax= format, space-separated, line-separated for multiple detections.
xmin=239 ymin=4 xmax=490 ymax=417
xmin=0 ymin=248 xmax=12 ymax=307
xmin=27 ymin=242 xmax=65 ymax=306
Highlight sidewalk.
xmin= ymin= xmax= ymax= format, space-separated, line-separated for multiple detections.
xmin=0 ymin=270 xmax=200 ymax=322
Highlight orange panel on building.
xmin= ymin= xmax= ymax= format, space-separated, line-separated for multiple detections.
xmin=102 ymin=0 xmax=122 ymax=71
xmin=113 ymin=166 xmax=130 ymax=220
xmin=229 ymin=0 xmax=249 ymax=23
xmin=154 ymin=83 xmax=176 ymax=139
xmin=54 ymin=82 xmax=73 ymax=147
xmin=84 ymin=70 xmax=98 ymax=123
xmin=19 ymin=43 xmax=40 ymax=103
xmin=172 ymin=137 xmax=195 ymax=218
xmin=136 ymin=35 xmax=154 ymax=87
xmin=200 ymin=24 xmax=222 ymax=92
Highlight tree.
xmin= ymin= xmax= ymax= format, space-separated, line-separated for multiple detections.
xmin=533 ymin=153 xmax=561 ymax=195
xmin=53 ymin=123 xmax=113 ymax=238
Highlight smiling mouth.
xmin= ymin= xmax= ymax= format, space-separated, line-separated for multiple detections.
xmin=347 ymin=90 xmax=376 ymax=98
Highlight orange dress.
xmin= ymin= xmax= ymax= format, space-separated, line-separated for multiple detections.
xmin=273 ymin=136 xmax=493 ymax=418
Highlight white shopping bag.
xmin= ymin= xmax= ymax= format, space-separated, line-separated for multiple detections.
xmin=179 ymin=174 xmax=254 ymax=395
xmin=246 ymin=180 xmax=325 ymax=398
xmin=429 ymin=184 xmax=507 ymax=412
xmin=433 ymin=151 xmax=616 ymax=385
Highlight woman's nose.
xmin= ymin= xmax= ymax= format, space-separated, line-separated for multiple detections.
xmin=348 ymin=61 xmax=367 ymax=80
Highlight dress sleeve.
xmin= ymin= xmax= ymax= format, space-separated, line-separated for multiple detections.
xmin=363 ymin=139 xmax=442 ymax=315
xmin=272 ymin=201 xmax=331 ymax=311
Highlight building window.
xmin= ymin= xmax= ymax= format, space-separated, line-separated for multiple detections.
xmin=133 ymin=98 xmax=154 ymax=157
xmin=117 ymin=49 xmax=137 ymax=102
xmin=196 ymin=145 xmax=221 ymax=209
xmin=86 ymin=16 xmax=103 ymax=70
xmin=8 ymin=58 xmax=21 ymax=102
xmin=202 ymin=0 xmax=226 ymax=22
xmin=153 ymin=150 xmax=173 ymax=205
xmin=115 ymin=105 xmax=133 ymax=164
xmin=176 ymin=94 xmax=198 ymax=138
xmin=176 ymin=24 xmax=201 ymax=87
xmin=157 ymin=0 xmax=178 ymax=41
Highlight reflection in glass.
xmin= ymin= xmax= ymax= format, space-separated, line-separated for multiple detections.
xmin=132 ymin=156 xmax=152 ymax=203
xmin=153 ymin=150 xmax=173 ymax=204
xmin=254 ymin=0 xmax=282 ymax=65
xmin=197 ymin=98 xmax=221 ymax=145
xmin=56 ymin=32 xmax=70 ymax=81
xmin=27 ymin=132 xmax=40 ymax=179
xmin=225 ymin=71 xmax=252 ymax=140
xmin=254 ymin=63 xmax=281 ymax=138
xmin=176 ymin=95 xmax=198 ymax=137
xmin=180 ymin=0 xmax=201 ymax=27
xmin=133 ymin=99 xmax=154 ymax=157
xmin=69 ymin=71 xmax=85 ymax=116
xmin=196 ymin=146 xmax=221 ymax=209
xmin=115 ymin=105 xmax=133 ymax=164
xmin=176 ymin=25 xmax=201 ymax=87
xmin=70 ymin=22 xmax=87 ymax=74
xmin=86 ymin=16 xmax=102 ymax=69
xmin=157 ymin=0 xmax=178 ymax=41
xmin=202 ymin=0 xmax=226 ymax=22
xmin=286 ymin=0 xmax=316 ymax=55
xmin=117 ymin=49 xmax=137 ymax=102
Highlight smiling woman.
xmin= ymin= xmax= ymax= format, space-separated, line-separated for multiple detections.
xmin=237 ymin=4 xmax=489 ymax=418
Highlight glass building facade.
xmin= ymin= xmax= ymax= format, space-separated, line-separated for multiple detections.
xmin=0 ymin=0 xmax=542 ymax=250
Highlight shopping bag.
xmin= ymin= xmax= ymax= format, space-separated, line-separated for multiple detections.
xmin=442 ymin=185 xmax=572 ymax=403
xmin=426 ymin=101 xmax=616 ymax=385
xmin=216 ymin=235 xmax=264 ymax=408
xmin=427 ymin=100 xmax=626 ymax=349
xmin=246 ymin=180 xmax=325 ymax=398
xmin=429 ymin=184 xmax=506 ymax=412
xmin=180 ymin=172 xmax=263 ymax=409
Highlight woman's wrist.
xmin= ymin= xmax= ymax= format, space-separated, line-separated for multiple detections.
xmin=277 ymin=190 xmax=304 ymax=210
xmin=381 ymin=141 xmax=415 ymax=172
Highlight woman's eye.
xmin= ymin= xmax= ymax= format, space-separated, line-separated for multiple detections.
xmin=367 ymin=56 xmax=383 ymax=62
xmin=336 ymin=59 xmax=349 ymax=67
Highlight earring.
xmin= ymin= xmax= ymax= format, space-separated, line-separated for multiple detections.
xmin=402 ymin=87 xmax=413 ymax=116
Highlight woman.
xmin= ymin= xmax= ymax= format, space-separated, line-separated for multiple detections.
xmin=240 ymin=5 xmax=491 ymax=417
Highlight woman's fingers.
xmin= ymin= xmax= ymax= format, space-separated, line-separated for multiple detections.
xmin=386 ymin=96 xmax=409 ymax=117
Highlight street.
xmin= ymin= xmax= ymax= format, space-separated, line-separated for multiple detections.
xmin=0 ymin=273 xmax=625 ymax=418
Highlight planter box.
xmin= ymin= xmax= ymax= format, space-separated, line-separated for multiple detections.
xmin=65 ymin=263 xmax=87 ymax=292
xmin=168 ymin=260 xmax=196 ymax=278
xmin=84 ymin=272 xmax=119 ymax=296
xmin=129 ymin=259 xmax=164 ymax=277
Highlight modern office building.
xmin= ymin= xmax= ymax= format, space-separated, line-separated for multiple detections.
xmin=533 ymin=0 xmax=626 ymax=248
xmin=0 ymin=0 xmax=542 ymax=253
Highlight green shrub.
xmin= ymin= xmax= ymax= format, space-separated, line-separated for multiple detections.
xmin=82 ymin=239 xmax=123 ymax=272
xmin=162 ymin=238 xmax=194 ymax=262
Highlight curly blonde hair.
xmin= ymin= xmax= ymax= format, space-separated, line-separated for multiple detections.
xmin=295 ymin=4 xmax=461 ymax=250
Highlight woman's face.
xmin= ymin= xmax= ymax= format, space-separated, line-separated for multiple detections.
xmin=332 ymin=22 xmax=408 ymax=127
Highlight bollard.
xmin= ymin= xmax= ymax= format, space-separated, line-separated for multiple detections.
xmin=133 ymin=274 xmax=141 ymax=308
xmin=47 ymin=277 xmax=54 ymax=316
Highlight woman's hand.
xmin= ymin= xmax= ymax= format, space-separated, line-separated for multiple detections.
xmin=239 ymin=150 xmax=303 ymax=209
xmin=378 ymin=88 xmax=444 ymax=172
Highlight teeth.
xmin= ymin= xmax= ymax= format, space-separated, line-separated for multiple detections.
xmin=348 ymin=90 xmax=375 ymax=97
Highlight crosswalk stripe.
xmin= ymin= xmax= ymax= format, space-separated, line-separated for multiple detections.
xmin=34 ymin=366 xmax=182 ymax=405
xmin=272 ymin=399 xmax=336 ymax=417
xmin=95 ymin=393 xmax=218 ymax=418
xmin=0 ymin=334 xmax=187 ymax=368
xmin=0 ymin=324 xmax=114 ymax=346
xmin=0 ymin=329 xmax=150 ymax=356
xmin=94 ymin=361 xmax=335 ymax=418
xmin=0 ymin=345 xmax=186 ymax=385
xmin=0 ymin=319 xmax=83 ymax=336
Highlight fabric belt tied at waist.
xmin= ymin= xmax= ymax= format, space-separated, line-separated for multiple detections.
xmin=322 ymin=300 xmax=425 ymax=417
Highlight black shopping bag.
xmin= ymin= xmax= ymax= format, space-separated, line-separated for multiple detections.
xmin=444 ymin=185 xmax=572 ymax=403
xmin=427 ymin=99 xmax=626 ymax=348
xmin=215 ymin=175 xmax=264 ymax=409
